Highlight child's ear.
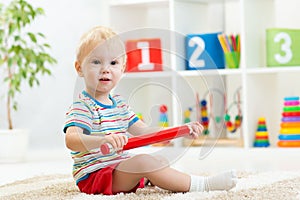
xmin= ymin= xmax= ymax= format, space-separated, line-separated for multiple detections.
xmin=75 ymin=61 xmax=83 ymax=77
xmin=122 ymin=64 xmax=126 ymax=72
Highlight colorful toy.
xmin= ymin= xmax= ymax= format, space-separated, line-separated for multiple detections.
xmin=100 ymin=125 xmax=192 ymax=155
xmin=136 ymin=113 xmax=144 ymax=121
xmin=199 ymin=89 xmax=225 ymax=135
xmin=153 ymin=104 xmax=172 ymax=146
xmin=281 ymin=122 xmax=300 ymax=127
xmin=279 ymin=134 xmax=300 ymax=140
xmin=278 ymin=96 xmax=300 ymax=147
xmin=278 ymin=141 xmax=300 ymax=147
xmin=200 ymin=99 xmax=209 ymax=135
xmin=159 ymin=104 xmax=169 ymax=127
xmin=280 ymin=128 xmax=300 ymax=134
xmin=184 ymin=107 xmax=192 ymax=123
xmin=224 ymin=87 xmax=242 ymax=133
xmin=253 ymin=117 xmax=270 ymax=147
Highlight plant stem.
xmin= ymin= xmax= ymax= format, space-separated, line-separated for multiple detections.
xmin=3 ymin=24 xmax=13 ymax=130
xmin=7 ymin=65 xmax=13 ymax=130
xmin=7 ymin=92 xmax=13 ymax=130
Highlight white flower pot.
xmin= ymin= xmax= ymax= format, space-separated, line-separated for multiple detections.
xmin=0 ymin=129 xmax=29 ymax=162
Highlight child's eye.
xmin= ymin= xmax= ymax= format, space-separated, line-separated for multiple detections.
xmin=92 ymin=60 xmax=101 ymax=65
xmin=111 ymin=60 xmax=117 ymax=65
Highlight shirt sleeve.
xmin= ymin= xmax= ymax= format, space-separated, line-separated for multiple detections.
xmin=63 ymin=101 xmax=93 ymax=134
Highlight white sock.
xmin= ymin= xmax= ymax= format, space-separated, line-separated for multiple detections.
xmin=189 ymin=170 xmax=237 ymax=192
xmin=189 ymin=175 xmax=205 ymax=192
xmin=205 ymin=170 xmax=237 ymax=191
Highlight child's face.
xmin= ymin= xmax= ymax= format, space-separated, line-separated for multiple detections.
xmin=77 ymin=40 xmax=125 ymax=97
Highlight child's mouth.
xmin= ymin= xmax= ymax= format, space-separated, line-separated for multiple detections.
xmin=99 ymin=78 xmax=111 ymax=81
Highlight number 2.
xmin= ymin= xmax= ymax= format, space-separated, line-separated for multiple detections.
xmin=274 ymin=32 xmax=292 ymax=64
xmin=188 ymin=36 xmax=205 ymax=68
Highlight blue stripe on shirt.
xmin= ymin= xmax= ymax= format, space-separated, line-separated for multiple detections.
xmin=128 ymin=116 xmax=139 ymax=127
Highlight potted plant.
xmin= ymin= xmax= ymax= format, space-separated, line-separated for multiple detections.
xmin=0 ymin=0 xmax=56 ymax=162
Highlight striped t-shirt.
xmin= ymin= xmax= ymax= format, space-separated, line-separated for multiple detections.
xmin=63 ymin=90 xmax=139 ymax=184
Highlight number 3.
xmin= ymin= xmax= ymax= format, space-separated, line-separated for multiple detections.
xmin=274 ymin=32 xmax=292 ymax=64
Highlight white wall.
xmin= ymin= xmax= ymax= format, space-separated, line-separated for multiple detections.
xmin=0 ymin=0 xmax=109 ymax=149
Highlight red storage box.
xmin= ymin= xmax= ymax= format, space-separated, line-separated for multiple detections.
xmin=125 ymin=38 xmax=162 ymax=72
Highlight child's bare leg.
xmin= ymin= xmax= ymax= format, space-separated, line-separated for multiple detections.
xmin=112 ymin=154 xmax=190 ymax=193
xmin=112 ymin=154 xmax=237 ymax=193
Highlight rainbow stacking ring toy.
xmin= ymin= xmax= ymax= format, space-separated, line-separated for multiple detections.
xmin=254 ymin=117 xmax=270 ymax=147
xmin=278 ymin=96 xmax=300 ymax=147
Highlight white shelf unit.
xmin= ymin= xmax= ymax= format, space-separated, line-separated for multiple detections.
xmin=109 ymin=0 xmax=300 ymax=148
xmin=241 ymin=0 xmax=300 ymax=148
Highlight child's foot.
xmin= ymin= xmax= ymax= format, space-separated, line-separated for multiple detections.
xmin=204 ymin=170 xmax=237 ymax=191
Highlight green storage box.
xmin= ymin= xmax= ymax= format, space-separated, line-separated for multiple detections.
xmin=266 ymin=28 xmax=300 ymax=67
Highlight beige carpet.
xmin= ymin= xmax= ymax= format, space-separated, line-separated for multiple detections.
xmin=1 ymin=171 xmax=300 ymax=200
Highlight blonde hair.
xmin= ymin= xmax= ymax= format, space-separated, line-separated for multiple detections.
xmin=76 ymin=26 xmax=126 ymax=65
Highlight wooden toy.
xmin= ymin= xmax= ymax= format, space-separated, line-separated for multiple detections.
xmin=200 ymin=99 xmax=209 ymax=135
xmin=100 ymin=125 xmax=192 ymax=155
xmin=126 ymin=38 xmax=162 ymax=72
xmin=224 ymin=87 xmax=242 ymax=133
xmin=186 ymin=32 xmax=225 ymax=70
xmin=183 ymin=107 xmax=192 ymax=123
xmin=199 ymin=89 xmax=225 ymax=135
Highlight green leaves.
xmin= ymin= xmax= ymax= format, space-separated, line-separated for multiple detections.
xmin=0 ymin=0 xmax=57 ymax=129
xmin=5 ymin=0 xmax=45 ymax=31
xmin=27 ymin=32 xmax=37 ymax=43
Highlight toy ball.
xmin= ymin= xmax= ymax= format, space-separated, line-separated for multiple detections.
xmin=215 ymin=116 xmax=222 ymax=123
xmin=160 ymin=105 xmax=168 ymax=113
xmin=136 ymin=113 xmax=143 ymax=120
xmin=224 ymin=114 xmax=230 ymax=121
xmin=201 ymin=100 xmax=207 ymax=106
xmin=184 ymin=110 xmax=191 ymax=118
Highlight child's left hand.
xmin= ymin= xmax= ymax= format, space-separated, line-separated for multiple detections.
xmin=186 ymin=121 xmax=204 ymax=139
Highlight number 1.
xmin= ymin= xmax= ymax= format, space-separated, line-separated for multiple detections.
xmin=137 ymin=41 xmax=154 ymax=70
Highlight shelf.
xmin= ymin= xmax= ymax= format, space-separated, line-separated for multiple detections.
xmin=123 ymin=67 xmax=300 ymax=78
xmin=110 ymin=0 xmax=300 ymax=149
xmin=123 ymin=71 xmax=173 ymax=79
xmin=175 ymin=0 xmax=238 ymax=4
xmin=182 ymin=137 xmax=243 ymax=147
xmin=178 ymin=69 xmax=243 ymax=76
xmin=246 ymin=67 xmax=300 ymax=75
xmin=110 ymin=0 xmax=168 ymax=7
xmin=122 ymin=69 xmax=243 ymax=79
xmin=110 ymin=0 xmax=237 ymax=6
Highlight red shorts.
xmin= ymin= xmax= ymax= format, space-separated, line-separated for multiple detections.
xmin=77 ymin=163 xmax=145 ymax=195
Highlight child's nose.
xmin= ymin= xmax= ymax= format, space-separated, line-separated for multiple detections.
xmin=100 ymin=65 xmax=110 ymax=73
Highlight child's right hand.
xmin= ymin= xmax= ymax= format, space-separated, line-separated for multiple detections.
xmin=104 ymin=133 xmax=128 ymax=151
xmin=186 ymin=121 xmax=204 ymax=139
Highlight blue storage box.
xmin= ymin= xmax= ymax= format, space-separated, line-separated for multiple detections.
xmin=186 ymin=32 xmax=225 ymax=70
